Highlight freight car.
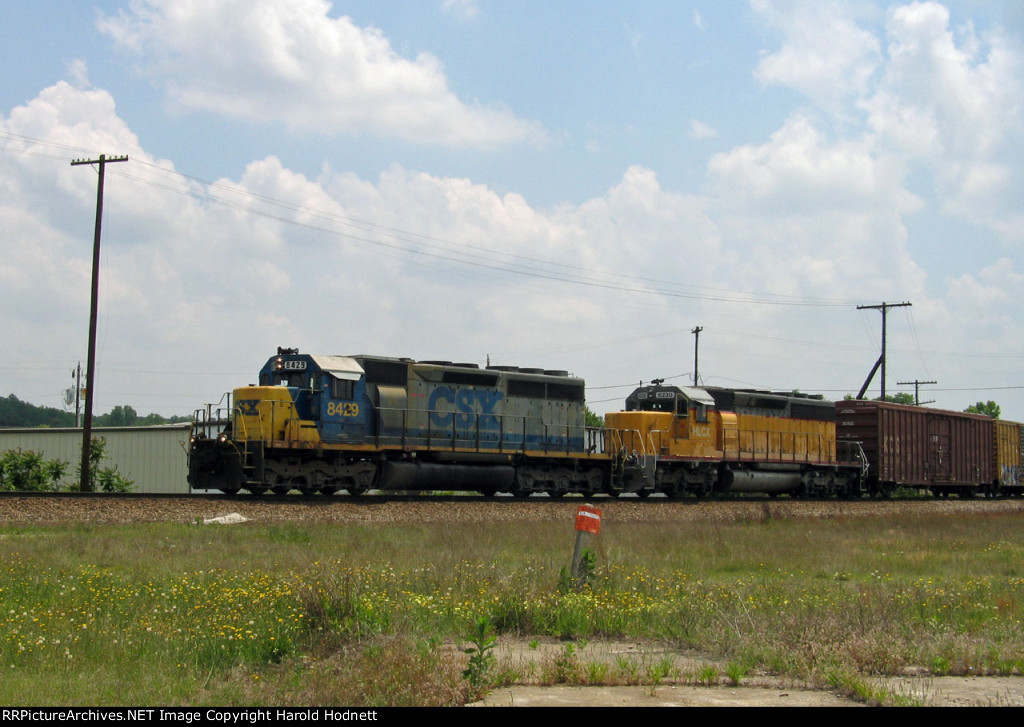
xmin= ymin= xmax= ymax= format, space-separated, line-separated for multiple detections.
xmin=994 ymin=419 xmax=1024 ymax=496
xmin=187 ymin=349 xmax=868 ymax=498
xmin=835 ymin=399 xmax=1003 ymax=497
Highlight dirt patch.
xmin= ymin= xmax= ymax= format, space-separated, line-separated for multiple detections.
xmin=468 ymin=639 xmax=1024 ymax=707
xmin=472 ymin=684 xmax=857 ymax=707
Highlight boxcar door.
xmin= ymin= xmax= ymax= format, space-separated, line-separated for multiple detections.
xmin=928 ymin=415 xmax=952 ymax=484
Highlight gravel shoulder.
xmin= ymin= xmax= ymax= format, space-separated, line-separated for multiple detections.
xmin=4 ymin=493 xmax=1024 ymax=525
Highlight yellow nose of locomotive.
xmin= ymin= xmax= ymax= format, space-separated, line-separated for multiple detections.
xmin=232 ymin=386 xmax=320 ymax=445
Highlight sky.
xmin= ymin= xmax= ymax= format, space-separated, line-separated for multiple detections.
xmin=2 ymin=0 xmax=1023 ymax=421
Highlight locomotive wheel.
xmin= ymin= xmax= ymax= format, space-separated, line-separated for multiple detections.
xmin=319 ymin=487 xmax=339 ymax=496
xmin=271 ymin=486 xmax=290 ymax=495
xmin=347 ymin=486 xmax=367 ymax=496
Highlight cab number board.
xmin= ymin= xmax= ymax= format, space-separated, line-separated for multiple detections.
xmin=327 ymin=402 xmax=360 ymax=417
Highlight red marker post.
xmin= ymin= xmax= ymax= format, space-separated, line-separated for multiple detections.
xmin=571 ymin=505 xmax=602 ymax=588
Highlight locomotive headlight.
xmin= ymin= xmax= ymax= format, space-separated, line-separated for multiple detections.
xmin=218 ymin=433 xmax=229 ymax=443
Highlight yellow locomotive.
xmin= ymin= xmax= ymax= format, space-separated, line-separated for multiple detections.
xmin=606 ymin=381 xmax=866 ymax=497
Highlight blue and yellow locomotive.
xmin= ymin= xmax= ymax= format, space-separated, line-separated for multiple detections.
xmin=188 ymin=348 xmax=607 ymax=496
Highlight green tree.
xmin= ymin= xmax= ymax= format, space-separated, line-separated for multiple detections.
xmin=965 ymin=401 xmax=1000 ymax=419
xmin=584 ymin=406 xmax=604 ymax=428
xmin=880 ymin=392 xmax=916 ymax=405
xmin=0 ymin=394 xmax=75 ymax=427
xmin=103 ymin=405 xmax=139 ymax=427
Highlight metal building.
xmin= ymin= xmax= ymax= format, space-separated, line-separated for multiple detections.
xmin=0 ymin=424 xmax=191 ymax=494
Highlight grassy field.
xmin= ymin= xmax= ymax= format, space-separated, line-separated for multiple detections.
xmin=1 ymin=510 xmax=1022 ymax=706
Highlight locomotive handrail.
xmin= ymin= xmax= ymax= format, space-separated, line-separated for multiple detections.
xmin=368 ymin=406 xmax=587 ymax=455
xmin=189 ymin=391 xmax=233 ymax=441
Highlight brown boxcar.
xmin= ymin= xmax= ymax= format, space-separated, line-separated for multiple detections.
xmin=835 ymin=399 xmax=994 ymax=497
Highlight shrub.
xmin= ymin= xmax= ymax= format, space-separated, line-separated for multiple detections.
xmin=0 ymin=449 xmax=67 ymax=491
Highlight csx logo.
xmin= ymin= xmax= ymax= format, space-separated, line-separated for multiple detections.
xmin=237 ymin=400 xmax=261 ymax=416
xmin=428 ymin=386 xmax=503 ymax=429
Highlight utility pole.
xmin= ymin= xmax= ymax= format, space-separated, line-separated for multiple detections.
xmin=898 ymin=379 xmax=936 ymax=406
xmin=691 ymin=326 xmax=703 ymax=386
xmin=71 ymin=154 xmax=128 ymax=492
xmin=856 ymin=301 xmax=911 ymax=400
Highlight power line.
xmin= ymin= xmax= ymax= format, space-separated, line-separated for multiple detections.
xmin=2 ymin=136 xmax=871 ymax=309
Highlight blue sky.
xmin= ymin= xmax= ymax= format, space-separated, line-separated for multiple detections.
xmin=2 ymin=0 xmax=1023 ymax=419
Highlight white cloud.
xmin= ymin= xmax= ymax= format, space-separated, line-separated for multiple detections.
xmin=706 ymin=113 xmax=925 ymax=301
xmin=861 ymin=2 xmax=1024 ymax=240
xmin=947 ymin=257 xmax=1022 ymax=310
xmin=689 ymin=120 xmax=717 ymax=140
xmin=98 ymin=0 xmax=543 ymax=147
xmin=7 ymin=0 xmax=1024 ymax=421
xmin=3 ymin=79 xmax=719 ymax=412
xmin=751 ymin=0 xmax=882 ymax=114
xmin=441 ymin=0 xmax=479 ymax=21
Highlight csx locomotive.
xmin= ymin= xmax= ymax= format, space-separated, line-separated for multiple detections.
xmin=187 ymin=348 xmax=872 ymax=497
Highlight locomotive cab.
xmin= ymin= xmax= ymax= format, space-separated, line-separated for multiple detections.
xmin=606 ymin=381 xmax=724 ymax=460
xmin=246 ymin=351 xmax=372 ymax=445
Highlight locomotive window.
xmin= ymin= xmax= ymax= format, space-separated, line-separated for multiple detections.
xmin=548 ymin=382 xmax=585 ymax=402
xmin=508 ymin=379 xmax=546 ymax=398
xmin=640 ymin=400 xmax=673 ymax=412
xmin=362 ymin=359 xmax=408 ymax=386
xmin=330 ymin=377 xmax=355 ymax=400
xmin=442 ymin=371 xmax=500 ymax=386
xmin=695 ymin=403 xmax=708 ymax=423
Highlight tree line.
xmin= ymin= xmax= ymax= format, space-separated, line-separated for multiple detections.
xmin=0 ymin=394 xmax=190 ymax=428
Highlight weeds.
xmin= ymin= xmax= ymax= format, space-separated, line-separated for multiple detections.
xmin=725 ymin=661 xmax=750 ymax=686
xmin=541 ymin=643 xmax=583 ymax=685
xmin=461 ymin=616 xmax=497 ymax=687
xmin=1 ymin=512 xmax=1024 ymax=705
